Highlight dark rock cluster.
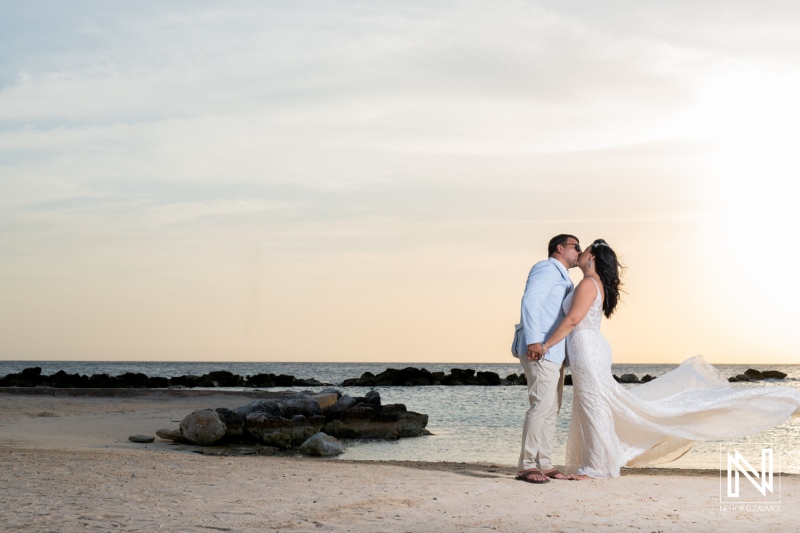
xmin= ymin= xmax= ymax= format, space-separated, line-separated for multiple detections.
xmin=0 ymin=367 xmax=329 ymax=389
xmin=610 ymin=369 xmax=789 ymax=385
xmin=341 ymin=367 xmax=526 ymax=386
xmin=729 ymin=368 xmax=788 ymax=382
xmin=611 ymin=374 xmax=656 ymax=384
xmin=160 ymin=389 xmax=429 ymax=449
xmin=1 ymin=366 xmax=789 ymax=390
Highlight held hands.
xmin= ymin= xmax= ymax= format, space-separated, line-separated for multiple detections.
xmin=527 ymin=343 xmax=544 ymax=361
xmin=527 ymin=343 xmax=550 ymax=361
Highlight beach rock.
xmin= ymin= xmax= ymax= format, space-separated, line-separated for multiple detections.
xmin=329 ymin=395 xmax=358 ymax=415
xmin=321 ymin=419 xmax=361 ymax=439
xmin=147 ymin=376 xmax=170 ymax=388
xmin=744 ymin=369 xmax=787 ymax=380
xmin=321 ymin=388 xmax=342 ymax=399
xmin=397 ymin=415 xmax=430 ymax=438
xmin=246 ymin=373 xmax=277 ymax=387
xmin=296 ymin=378 xmax=328 ymax=386
xmin=311 ymin=391 xmax=339 ymax=413
xmin=382 ymin=367 xmax=435 ymax=386
xmin=618 ymin=374 xmax=640 ymax=384
xmin=563 ymin=374 xmax=573 ymax=386
xmin=244 ymin=413 xmax=294 ymax=447
xmin=275 ymin=374 xmax=296 ymax=387
xmin=233 ymin=399 xmax=284 ymax=418
xmin=342 ymin=367 xmax=433 ymax=387
xmin=733 ymin=374 xmax=752 ymax=382
xmin=41 ymin=370 xmax=88 ymax=388
xmin=170 ymin=375 xmax=202 ymax=387
xmin=88 ymin=373 xmax=116 ymax=388
xmin=198 ymin=371 xmax=245 ymax=387
xmin=299 ymin=432 xmax=346 ymax=456
xmin=442 ymin=368 xmax=473 ymax=385
xmin=332 ymin=403 xmax=428 ymax=439
xmin=116 ymin=372 xmax=150 ymax=388
xmin=128 ymin=434 xmax=155 ymax=443
xmin=216 ymin=407 xmax=246 ymax=439
xmin=430 ymin=371 xmax=446 ymax=385
xmin=21 ymin=367 xmax=43 ymax=380
xmin=341 ymin=371 xmax=376 ymax=387
xmin=278 ymin=393 xmax=322 ymax=418
xmin=364 ymin=390 xmax=381 ymax=406
xmin=641 ymin=375 xmax=655 ymax=383
xmin=156 ymin=428 xmax=183 ymax=441
xmin=476 ymin=371 xmax=501 ymax=385
xmin=292 ymin=415 xmax=327 ymax=445
xmin=243 ymin=412 xmax=325 ymax=448
xmin=179 ymin=409 xmax=227 ymax=446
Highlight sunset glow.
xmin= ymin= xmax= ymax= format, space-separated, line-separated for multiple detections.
xmin=1 ymin=1 xmax=799 ymax=364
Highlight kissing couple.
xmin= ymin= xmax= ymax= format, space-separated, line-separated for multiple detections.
xmin=512 ymin=234 xmax=800 ymax=482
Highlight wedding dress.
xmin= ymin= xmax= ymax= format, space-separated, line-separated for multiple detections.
xmin=563 ymin=278 xmax=800 ymax=478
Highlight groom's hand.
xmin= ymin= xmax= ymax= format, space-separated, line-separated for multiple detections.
xmin=527 ymin=343 xmax=544 ymax=361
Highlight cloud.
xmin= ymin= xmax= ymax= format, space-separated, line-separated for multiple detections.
xmin=2 ymin=1 xmax=799 ymax=361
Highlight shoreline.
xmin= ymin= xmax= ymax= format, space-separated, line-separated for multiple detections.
xmin=2 ymin=392 xmax=797 ymax=531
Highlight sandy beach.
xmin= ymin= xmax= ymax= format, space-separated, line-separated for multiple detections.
xmin=0 ymin=391 xmax=796 ymax=532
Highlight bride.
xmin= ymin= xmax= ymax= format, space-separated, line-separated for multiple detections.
xmin=540 ymin=239 xmax=800 ymax=479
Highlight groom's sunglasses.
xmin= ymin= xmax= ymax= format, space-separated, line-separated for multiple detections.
xmin=564 ymin=243 xmax=582 ymax=253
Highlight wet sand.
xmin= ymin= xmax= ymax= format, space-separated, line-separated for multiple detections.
xmin=0 ymin=392 xmax=796 ymax=532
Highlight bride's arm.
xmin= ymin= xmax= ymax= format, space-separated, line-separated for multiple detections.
xmin=541 ymin=279 xmax=598 ymax=354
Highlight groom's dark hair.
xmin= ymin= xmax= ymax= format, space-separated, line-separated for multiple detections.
xmin=548 ymin=234 xmax=579 ymax=256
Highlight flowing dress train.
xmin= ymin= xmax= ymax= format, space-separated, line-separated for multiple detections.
xmin=564 ymin=278 xmax=800 ymax=478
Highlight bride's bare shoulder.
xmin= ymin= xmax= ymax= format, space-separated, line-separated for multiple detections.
xmin=577 ymin=277 xmax=603 ymax=296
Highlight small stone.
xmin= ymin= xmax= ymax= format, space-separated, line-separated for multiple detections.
xmin=156 ymin=428 xmax=183 ymax=441
xmin=128 ymin=434 xmax=155 ymax=443
xmin=299 ymin=432 xmax=346 ymax=456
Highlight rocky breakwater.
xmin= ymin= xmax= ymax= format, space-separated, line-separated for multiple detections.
xmin=342 ymin=367 xmax=527 ymax=386
xmin=0 ymin=367 xmax=329 ymax=389
xmin=158 ymin=389 xmax=429 ymax=451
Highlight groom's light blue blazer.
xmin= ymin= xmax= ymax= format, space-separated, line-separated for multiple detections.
xmin=515 ymin=257 xmax=574 ymax=366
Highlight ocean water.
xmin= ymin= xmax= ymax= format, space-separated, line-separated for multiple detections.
xmin=2 ymin=360 xmax=799 ymax=473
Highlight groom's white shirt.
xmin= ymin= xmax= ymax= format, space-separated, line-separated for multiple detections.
xmin=517 ymin=257 xmax=574 ymax=366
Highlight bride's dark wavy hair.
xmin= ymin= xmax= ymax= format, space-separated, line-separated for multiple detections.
xmin=591 ymin=239 xmax=624 ymax=318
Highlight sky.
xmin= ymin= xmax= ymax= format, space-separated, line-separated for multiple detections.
xmin=1 ymin=1 xmax=799 ymax=364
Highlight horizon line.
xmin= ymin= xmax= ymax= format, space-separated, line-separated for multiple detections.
xmin=0 ymin=359 xmax=796 ymax=366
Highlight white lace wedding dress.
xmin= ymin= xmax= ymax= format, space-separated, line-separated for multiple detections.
xmin=563 ymin=278 xmax=800 ymax=478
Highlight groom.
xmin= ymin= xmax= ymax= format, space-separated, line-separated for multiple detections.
xmin=513 ymin=234 xmax=580 ymax=483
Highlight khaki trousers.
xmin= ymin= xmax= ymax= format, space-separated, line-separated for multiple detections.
xmin=517 ymin=357 xmax=565 ymax=471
